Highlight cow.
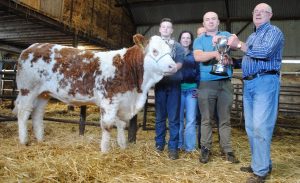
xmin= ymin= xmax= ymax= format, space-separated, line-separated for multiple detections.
xmin=13 ymin=34 xmax=177 ymax=152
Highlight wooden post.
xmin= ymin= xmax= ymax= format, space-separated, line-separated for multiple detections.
xmin=142 ymin=94 xmax=148 ymax=130
xmin=128 ymin=115 xmax=137 ymax=143
xmin=79 ymin=106 xmax=87 ymax=135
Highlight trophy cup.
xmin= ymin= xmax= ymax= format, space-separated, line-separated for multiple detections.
xmin=210 ymin=37 xmax=230 ymax=76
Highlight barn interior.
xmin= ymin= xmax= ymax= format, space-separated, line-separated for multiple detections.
xmin=0 ymin=0 xmax=299 ymax=182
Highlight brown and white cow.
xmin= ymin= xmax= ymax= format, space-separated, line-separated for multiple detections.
xmin=13 ymin=34 xmax=177 ymax=152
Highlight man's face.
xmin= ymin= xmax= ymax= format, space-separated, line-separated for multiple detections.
xmin=203 ymin=12 xmax=219 ymax=32
xmin=159 ymin=21 xmax=173 ymax=38
xmin=252 ymin=3 xmax=272 ymax=28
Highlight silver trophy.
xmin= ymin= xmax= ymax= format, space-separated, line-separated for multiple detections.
xmin=210 ymin=37 xmax=230 ymax=76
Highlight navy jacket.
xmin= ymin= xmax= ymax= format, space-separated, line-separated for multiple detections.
xmin=181 ymin=50 xmax=199 ymax=84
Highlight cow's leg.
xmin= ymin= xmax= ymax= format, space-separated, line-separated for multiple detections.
xmin=15 ymin=94 xmax=36 ymax=145
xmin=116 ymin=119 xmax=127 ymax=149
xmin=31 ymin=97 xmax=49 ymax=142
xmin=100 ymin=120 xmax=112 ymax=153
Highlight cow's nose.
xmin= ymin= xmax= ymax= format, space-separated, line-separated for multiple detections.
xmin=168 ymin=64 xmax=177 ymax=73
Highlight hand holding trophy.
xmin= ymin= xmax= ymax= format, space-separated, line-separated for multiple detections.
xmin=210 ymin=37 xmax=230 ymax=76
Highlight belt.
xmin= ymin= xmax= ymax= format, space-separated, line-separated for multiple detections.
xmin=243 ymin=70 xmax=279 ymax=80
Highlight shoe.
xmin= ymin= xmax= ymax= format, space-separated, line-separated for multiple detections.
xmin=178 ymin=147 xmax=184 ymax=152
xmin=169 ymin=150 xmax=179 ymax=160
xmin=220 ymin=150 xmax=226 ymax=157
xmin=241 ymin=166 xmax=272 ymax=174
xmin=225 ymin=152 xmax=240 ymax=163
xmin=156 ymin=145 xmax=164 ymax=153
xmin=240 ymin=166 xmax=253 ymax=173
xmin=246 ymin=174 xmax=266 ymax=183
xmin=199 ymin=146 xmax=210 ymax=164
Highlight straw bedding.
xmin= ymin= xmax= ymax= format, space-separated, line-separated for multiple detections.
xmin=0 ymin=102 xmax=299 ymax=182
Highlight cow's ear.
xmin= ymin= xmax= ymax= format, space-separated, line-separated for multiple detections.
xmin=133 ymin=34 xmax=147 ymax=49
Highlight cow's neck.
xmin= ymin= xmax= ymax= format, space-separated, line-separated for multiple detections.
xmin=124 ymin=45 xmax=144 ymax=93
xmin=102 ymin=46 xmax=144 ymax=99
xmin=136 ymin=73 xmax=162 ymax=112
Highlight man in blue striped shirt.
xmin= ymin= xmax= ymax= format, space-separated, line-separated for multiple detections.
xmin=228 ymin=3 xmax=284 ymax=183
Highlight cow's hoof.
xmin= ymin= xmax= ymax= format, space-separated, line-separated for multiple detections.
xmin=100 ymin=146 xmax=110 ymax=153
xmin=20 ymin=139 xmax=29 ymax=146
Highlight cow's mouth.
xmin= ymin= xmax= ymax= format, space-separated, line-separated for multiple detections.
xmin=163 ymin=71 xmax=173 ymax=76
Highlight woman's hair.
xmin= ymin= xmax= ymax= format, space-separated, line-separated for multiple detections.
xmin=178 ymin=30 xmax=194 ymax=51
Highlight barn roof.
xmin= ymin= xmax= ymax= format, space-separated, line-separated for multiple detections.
xmin=0 ymin=0 xmax=299 ymax=54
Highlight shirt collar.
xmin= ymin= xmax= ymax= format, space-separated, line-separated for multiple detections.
xmin=255 ymin=22 xmax=271 ymax=33
xmin=204 ymin=31 xmax=222 ymax=37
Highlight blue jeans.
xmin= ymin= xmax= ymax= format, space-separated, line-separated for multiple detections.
xmin=243 ymin=74 xmax=280 ymax=177
xmin=155 ymin=82 xmax=181 ymax=151
xmin=178 ymin=88 xmax=197 ymax=152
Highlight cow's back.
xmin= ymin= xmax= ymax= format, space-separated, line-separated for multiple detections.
xmin=17 ymin=43 xmax=103 ymax=104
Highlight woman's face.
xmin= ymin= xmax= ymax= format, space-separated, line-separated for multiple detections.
xmin=180 ymin=32 xmax=192 ymax=48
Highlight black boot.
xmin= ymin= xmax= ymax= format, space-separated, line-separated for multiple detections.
xmin=225 ymin=152 xmax=240 ymax=163
xmin=199 ymin=146 xmax=210 ymax=164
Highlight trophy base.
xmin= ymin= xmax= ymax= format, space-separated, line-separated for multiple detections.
xmin=209 ymin=71 xmax=228 ymax=76
xmin=210 ymin=64 xmax=228 ymax=76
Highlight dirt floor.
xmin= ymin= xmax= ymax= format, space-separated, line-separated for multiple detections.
xmin=0 ymin=102 xmax=299 ymax=183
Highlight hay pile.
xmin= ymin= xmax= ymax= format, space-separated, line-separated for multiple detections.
xmin=0 ymin=102 xmax=299 ymax=182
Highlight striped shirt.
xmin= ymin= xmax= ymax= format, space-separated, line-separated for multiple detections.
xmin=242 ymin=22 xmax=284 ymax=78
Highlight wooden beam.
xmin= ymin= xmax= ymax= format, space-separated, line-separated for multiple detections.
xmin=0 ymin=44 xmax=22 ymax=53
xmin=115 ymin=0 xmax=207 ymax=7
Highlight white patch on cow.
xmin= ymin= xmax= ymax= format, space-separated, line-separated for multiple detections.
xmin=94 ymin=48 xmax=127 ymax=81
xmin=52 ymin=44 xmax=64 ymax=51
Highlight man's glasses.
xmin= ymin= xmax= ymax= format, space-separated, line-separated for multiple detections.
xmin=252 ymin=10 xmax=271 ymax=15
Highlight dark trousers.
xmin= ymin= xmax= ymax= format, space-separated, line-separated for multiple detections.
xmin=197 ymin=79 xmax=233 ymax=153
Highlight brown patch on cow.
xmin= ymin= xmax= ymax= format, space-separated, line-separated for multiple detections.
xmin=52 ymin=48 xmax=101 ymax=97
xmin=102 ymin=45 xmax=144 ymax=99
xmin=20 ymin=43 xmax=54 ymax=64
xmin=38 ymin=91 xmax=51 ymax=99
xmin=20 ymin=89 xmax=30 ymax=96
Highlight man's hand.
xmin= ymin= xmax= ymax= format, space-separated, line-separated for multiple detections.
xmin=220 ymin=54 xmax=233 ymax=65
xmin=228 ymin=34 xmax=241 ymax=49
xmin=212 ymin=35 xmax=224 ymax=46
xmin=214 ymin=51 xmax=221 ymax=62
xmin=192 ymin=89 xmax=198 ymax=98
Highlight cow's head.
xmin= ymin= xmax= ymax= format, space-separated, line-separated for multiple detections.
xmin=133 ymin=34 xmax=177 ymax=82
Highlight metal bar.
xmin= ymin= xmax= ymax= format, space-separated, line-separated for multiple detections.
xmin=236 ymin=21 xmax=252 ymax=36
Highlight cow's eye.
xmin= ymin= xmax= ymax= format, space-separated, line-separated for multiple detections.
xmin=153 ymin=49 xmax=159 ymax=57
